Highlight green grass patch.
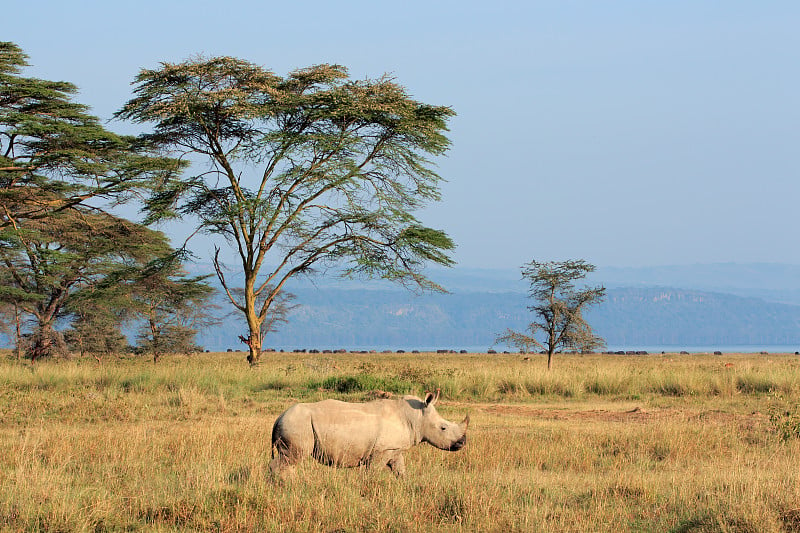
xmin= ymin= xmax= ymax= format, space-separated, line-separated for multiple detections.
xmin=524 ymin=378 xmax=577 ymax=398
xmin=311 ymin=374 xmax=414 ymax=394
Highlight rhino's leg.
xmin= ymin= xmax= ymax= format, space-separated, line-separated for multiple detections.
xmin=268 ymin=450 xmax=293 ymax=479
xmin=385 ymin=452 xmax=406 ymax=477
xmin=269 ymin=433 xmax=297 ymax=479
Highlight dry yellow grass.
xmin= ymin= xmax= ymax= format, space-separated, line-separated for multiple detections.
xmin=1 ymin=350 xmax=799 ymax=531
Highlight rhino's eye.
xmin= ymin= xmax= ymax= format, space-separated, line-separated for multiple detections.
xmin=440 ymin=425 xmax=447 ymax=431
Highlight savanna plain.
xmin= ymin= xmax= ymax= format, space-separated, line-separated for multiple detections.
xmin=1 ymin=350 xmax=800 ymax=532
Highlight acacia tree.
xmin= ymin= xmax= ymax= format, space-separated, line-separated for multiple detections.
xmin=497 ymin=259 xmax=606 ymax=370
xmin=0 ymin=42 xmax=181 ymax=230
xmin=0 ymin=42 xmax=185 ymax=360
xmin=64 ymin=265 xmax=141 ymax=360
xmin=0 ymin=208 xmax=175 ymax=359
xmin=117 ymin=57 xmax=456 ymax=364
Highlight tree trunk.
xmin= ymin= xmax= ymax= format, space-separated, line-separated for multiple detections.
xmin=243 ymin=316 xmax=262 ymax=366
xmin=30 ymin=321 xmax=65 ymax=361
xmin=14 ymin=304 xmax=21 ymax=362
xmin=547 ymin=335 xmax=556 ymax=371
xmin=30 ymin=295 xmax=69 ymax=360
xmin=149 ymin=319 xmax=161 ymax=363
xmin=242 ymin=273 xmax=263 ymax=365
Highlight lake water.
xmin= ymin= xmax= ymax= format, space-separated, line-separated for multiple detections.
xmin=603 ymin=345 xmax=799 ymax=354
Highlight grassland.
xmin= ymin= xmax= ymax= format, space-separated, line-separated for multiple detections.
xmin=1 ymin=350 xmax=800 ymax=532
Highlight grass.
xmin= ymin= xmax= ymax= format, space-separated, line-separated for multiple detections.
xmin=1 ymin=350 xmax=799 ymax=531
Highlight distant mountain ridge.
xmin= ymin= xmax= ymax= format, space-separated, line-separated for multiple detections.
xmin=585 ymin=287 xmax=800 ymax=347
xmin=197 ymin=284 xmax=800 ymax=352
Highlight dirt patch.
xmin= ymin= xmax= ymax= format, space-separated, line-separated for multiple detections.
xmin=469 ymin=403 xmax=767 ymax=426
xmin=477 ymin=404 xmax=655 ymax=423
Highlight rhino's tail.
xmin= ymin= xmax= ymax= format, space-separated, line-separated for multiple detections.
xmin=271 ymin=428 xmax=279 ymax=460
xmin=271 ymin=412 xmax=287 ymax=460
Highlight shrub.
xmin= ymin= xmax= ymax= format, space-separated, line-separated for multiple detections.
xmin=524 ymin=379 xmax=576 ymax=398
xmin=736 ymin=375 xmax=778 ymax=394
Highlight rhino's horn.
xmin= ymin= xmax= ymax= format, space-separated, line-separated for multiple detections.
xmin=460 ymin=414 xmax=470 ymax=431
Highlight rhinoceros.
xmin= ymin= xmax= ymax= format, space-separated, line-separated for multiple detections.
xmin=269 ymin=389 xmax=468 ymax=477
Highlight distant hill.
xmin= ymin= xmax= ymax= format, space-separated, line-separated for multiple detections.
xmin=188 ymin=262 xmax=800 ymax=296
xmin=5 ymin=263 xmax=800 ymax=351
xmin=586 ymin=288 xmax=800 ymax=347
xmin=592 ymin=264 xmax=800 ymax=306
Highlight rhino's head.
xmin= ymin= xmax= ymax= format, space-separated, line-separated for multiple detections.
xmin=417 ymin=389 xmax=469 ymax=451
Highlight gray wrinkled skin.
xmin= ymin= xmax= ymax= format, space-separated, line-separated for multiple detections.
xmin=269 ymin=390 xmax=469 ymax=478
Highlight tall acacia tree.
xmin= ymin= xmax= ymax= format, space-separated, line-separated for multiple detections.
xmin=117 ymin=57 xmax=456 ymax=364
xmin=497 ymin=259 xmax=606 ymax=370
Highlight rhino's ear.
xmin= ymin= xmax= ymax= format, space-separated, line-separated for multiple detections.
xmin=424 ymin=388 xmax=441 ymax=407
xmin=424 ymin=392 xmax=435 ymax=406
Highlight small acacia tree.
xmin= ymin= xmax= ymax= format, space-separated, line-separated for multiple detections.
xmin=497 ymin=259 xmax=606 ymax=370
xmin=128 ymin=261 xmax=217 ymax=363
xmin=0 ymin=267 xmax=29 ymax=360
xmin=117 ymin=56 xmax=456 ymax=364
xmin=65 ymin=304 xmax=128 ymax=360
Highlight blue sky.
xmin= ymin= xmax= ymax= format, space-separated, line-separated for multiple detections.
xmin=8 ymin=1 xmax=800 ymax=269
